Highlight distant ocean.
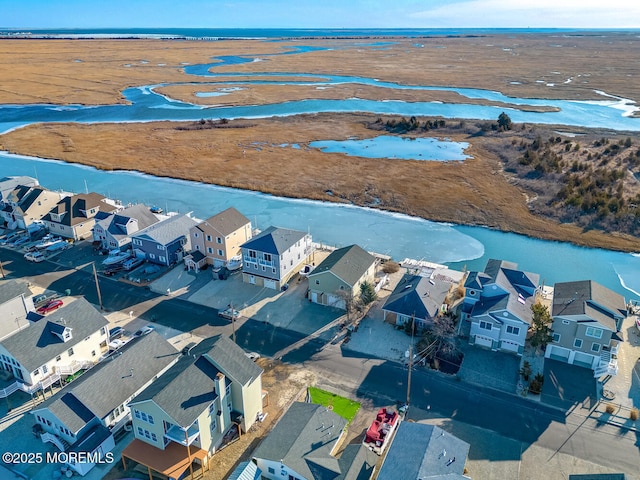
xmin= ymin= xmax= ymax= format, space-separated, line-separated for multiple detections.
xmin=0 ymin=27 xmax=635 ymax=40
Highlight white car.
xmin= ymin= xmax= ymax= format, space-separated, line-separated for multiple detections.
xmin=108 ymin=339 xmax=126 ymax=351
xmin=24 ymin=251 xmax=45 ymax=262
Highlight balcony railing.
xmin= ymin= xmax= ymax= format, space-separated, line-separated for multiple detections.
xmin=164 ymin=423 xmax=200 ymax=446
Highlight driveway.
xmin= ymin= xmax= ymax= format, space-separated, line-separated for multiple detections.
xmin=457 ymin=347 xmax=521 ymax=393
xmin=541 ymin=359 xmax=597 ymax=410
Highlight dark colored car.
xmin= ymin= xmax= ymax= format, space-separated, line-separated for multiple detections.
xmin=37 ymin=299 xmax=64 ymax=314
xmin=109 ymin=326 xmax=125 ymax=339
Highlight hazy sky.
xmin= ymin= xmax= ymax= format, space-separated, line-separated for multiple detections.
xmin=2 ymin=0 xmax=639 ymax=29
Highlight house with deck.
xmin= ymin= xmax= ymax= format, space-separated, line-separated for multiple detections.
xmin=122 ymin=335 xmax=263 ymax=479
xmin=0 ymin=280 xmax=34 ymax=342
xmin=186 ymin=207 xmax=252 ymax=271
xmin=377 ymin=422 xmax=470 ymax=480
xmin=240 ymin=226 xmax=314 ymax=290
xmin=382 ymin=274 xmax=452 ymax=331
xmin=461 ymin=259 xmax=539 ymax=356
xmin=0 ymin=298 xmax=108 ymax=399
xmin=307 ymin=244 xmax=376 ymax=310
xmin=545 ymin=280 xmax=626 ymax=377
xmin=130 ymin=213 xmax=198 ymax=266
xmin=42 ymin=192 xmax=121 ymax=241
xmin=93 ymin=203 xmax=161 ymax=250
xmin=252 ymin=401 xmax=377 ymax=480
xmin=30 ymin=332 xmax=179 ymax=476
xmin=1 ymin=185 xmax=64 ymax=230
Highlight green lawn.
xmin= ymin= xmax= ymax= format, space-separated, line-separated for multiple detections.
xmin=308 ymin=386 xmax=361 ymax=423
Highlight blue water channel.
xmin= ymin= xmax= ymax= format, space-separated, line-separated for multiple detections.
xmin=0 ymin=42 xmax=638 ymax=299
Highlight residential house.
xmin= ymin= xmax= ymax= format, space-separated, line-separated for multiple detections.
xmin=93 ymin=203 xmax=161 ymax=250
xmin=1 ymin=185 xmax=63 ymax=230
xmin=546 ymin=280 xmax=627 ymax=377
xmin=382 ymin=274 xmax=452 ymax=331
xmin=377 ymin=422 xmax=470 ymax=480
xmin=252 ymin=402 xmax=377 ymax=480
xmin=122 ymin=335 xmax=263 ymax=479
xmin=240 ymin=226 xmax=313 ymax=290
xmin=0 ymin=279 xmax=34 ymax=342
xmin=461 ymin=259 xmax=540 ymax=356
xmin=0 ymin=298 xmax=108 ymax=397
xmin=186 ymin=207 xmax=252 ymax=271
xmin=42 ymin=192 xmax=121 ymax=240
xmin=31 ymin=332 xmax=179 ymax=476
xmin=131 ymin=213 xmax=198 ymax=266
xmin=0 ymin=175 xmax=38 ymax=205
xmin=307 ymin=244 xmax=376 ymax=310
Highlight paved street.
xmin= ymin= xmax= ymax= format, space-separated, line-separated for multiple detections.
xmin=1 ymin=244 xmax=639 ymax=478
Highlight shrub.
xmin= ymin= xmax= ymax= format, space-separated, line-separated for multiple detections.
xmin=631 ymin=408 xmax=639 ymax=421
xmin=382 ymin=261 xmax=400 ymax=274
xmin=605 ymin=404 xmax=615 ymax=414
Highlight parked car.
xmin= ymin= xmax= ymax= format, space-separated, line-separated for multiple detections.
xmin=33 ymin=292 xmax=59 ymax=306
xmin=24 ymin=244 xmax=39 ymax=253
xmin=37 ymin=299 xmax=64 ymax=314
xmin=24 ymin=251 xmax=45 ymax=262
xmin=123 ymin=257 xmax=144 ymax=271
xmin=109 ymin=326 xmax=125 ymax=339
xmin=218 ymin=307 xmax=240 ymax=320
xmin=103 ymin=264 xmax=125 ymax=276
xmin=134 ymin=326 xmax=154 ymax=337
xmin=108 ymin=339 xmax=126 ymax=351
xmin=0 ymin=232 xmax=21 ymax=245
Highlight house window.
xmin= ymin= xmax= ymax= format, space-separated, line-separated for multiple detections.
xmin=207 ymin=247 xmax=213 ymax=254
xmin=248 ymin=250 xmax=257 ymax=259
xmin=479 ymin=321 xmax=492 ymax=331
xmin=196 ymin=245 xmax=200 ymax=251
xmin=574 ymin=338 xmax=583 ymax=348
xmin=210 ymin=417 xmax=217 ymax=431
xmin=134 ymin=410 xmax=141 ymax=419
xmin=225 ymin=384 xmax=231 ymax=396
xmin=100 ymin=327 xmax=106 ymax=335
xmin=148 ymin=415 xmax=154 ymax=425
xmin=315 ymin=280 xmax=320 ymax=285
xmin=552 ymin=333 xmax=561 ymax=342
xmin=216 ymin=237 xmax=222 ymax=244
xmin=206 ymin=235 xmax=212 ymax=242
xmin=157 ymin=244 xmax=165 ymax=250
xmin=506 ymin=325 xmax=520 ymax=336
xmin=151 ymin=433 xmax=157 ymax=442
xmin=264 ymin=253 xmax=271 ymax=262
xmin=591 ymin=343 xmax=601 ymax=353
xmin=269 ymin=467 xmax=275 ymax=475
xmin=159 ymin=256 xmax=166 ymax=263
xmin=91 ymin=350 xmax=96 ymax=357
xmin=149 ymin=253 xmax=156 ymax=260
xmin=42 ymin=365 xmax=48 ymax=374
xmin=562 ymin=320 xmax=570 ymax=325
xmin=33 ymin=368 xmax=39 ymax=376
xmin=194 ymin=232 xmax=199 ymax=238
xmin=137 ymin=427 xmax=144 ymax=437
xmin=56 ymin=355 xmax=61 ymax=362
xmin=272 ymin=268 xmax=276 ymax=274
xmin=67 ymin=348 xmax=74 ymax=357
xmin=585 ymin=327 xmax=603 ymax=339
xmin=217 ymin=249 xmax=223 ymax=256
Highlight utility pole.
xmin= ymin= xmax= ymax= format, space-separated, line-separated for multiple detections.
xmin=229 ymin=303 xmax=237 ymax=344
xmin=92 ymin=262 xmax=103 ymax=310
xmin=406 ymin=315 xmax=415 ymax=410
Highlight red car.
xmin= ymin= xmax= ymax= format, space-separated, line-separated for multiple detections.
xmin=37 ymin=299 xmax=64 ymax=314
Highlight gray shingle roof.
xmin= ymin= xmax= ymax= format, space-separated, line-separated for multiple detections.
xmin=132 ymin=213 xmax=198 ymax=246
xmin=252 ymin=402 xmax=347 ymax=480
xmin=0 ymin=279 xmax=31 ymax=306
xmin=0 ymin=176 xmax=38 ymax=201
xmin=1 ymin=298 xmax=109 ymax=372
xmin=377 ymin=422 xmax=470 ymax=480
xmin=202 ymin=207 xmax=250 ymax=236
xmin=33 ymin=331 xmax=179 ymax=432
xmin=241 ymin=226 xmax=307 ymax=255
xmin=383 ymin=274 xmax=450 ymax=320
xmin=43 ymin=193 xmax=118 ymax=227
xmin=130 ymin=335 xmax=262 ymax=427
xmin=467 ymin=259 xmax=539 ymax=325
xmin=552 ymin=280 xmax=626 ymax=331
xmin=96 ymin=203 xmax=160 ymax=240
xmin=309 ymin=244 xmax=376 ymax=288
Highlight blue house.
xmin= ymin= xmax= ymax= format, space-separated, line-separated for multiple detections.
xmin=131 ymin=214 xmax=199 ymax=266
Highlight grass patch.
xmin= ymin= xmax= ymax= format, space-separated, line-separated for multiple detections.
xmin=308 ymin=386 xmax=361 ymax=424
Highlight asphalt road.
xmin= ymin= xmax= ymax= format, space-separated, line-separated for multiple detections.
xmin=3 ymin=246 xmax=639 ymax=476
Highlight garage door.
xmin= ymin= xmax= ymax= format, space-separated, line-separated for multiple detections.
xmin=573 ymin=351 xmax=595 ymax=369
xmin=327 ymin=295 xmax=346 ymax=310
xmin=547 ymin=345 xmax=570 ymax=362
xmin=474 ymin=335 xmax=493 ymax=348
xmin=264 ymin=279 xmax=277 ymax=290
xmin=500 ymin=340 xmax=520 ymax=353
